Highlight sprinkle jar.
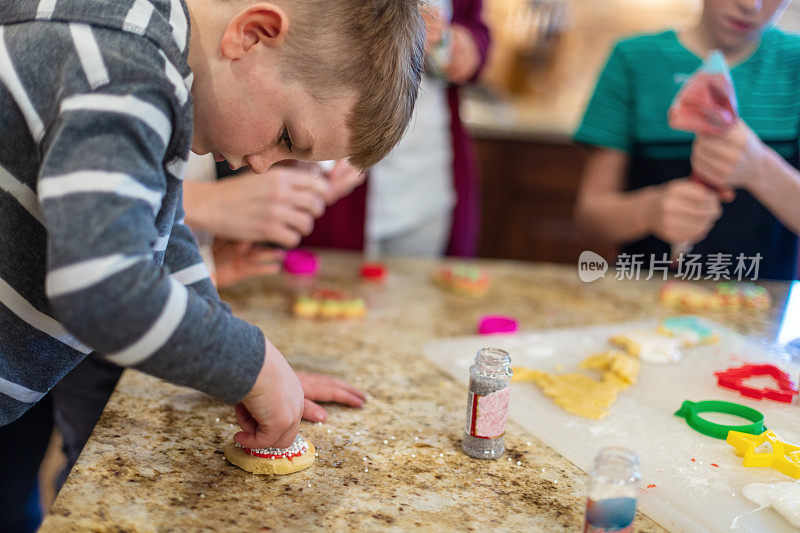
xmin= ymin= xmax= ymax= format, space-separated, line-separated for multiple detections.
xmin=461 ymin=347 xmax=512 ymax=459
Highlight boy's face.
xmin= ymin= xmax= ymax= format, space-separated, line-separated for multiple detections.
xmin=703 ymin=0 xmax=790 ymax=49
xmin=191 ymin=70 xmax=355 ymax=174
xmin=188 ymin=2 xmax=356 ymax=173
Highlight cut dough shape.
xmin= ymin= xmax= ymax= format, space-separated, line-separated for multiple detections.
xmin=610 ymin=331 xmax=682 ymax=364
xmin=224 ymin=436 xmax=315 ymax=475
xmin=742 ymin=482 xmax=800 ymax=528
xmin=658 ymin=316 xmax=719 ymax=347
xmin=580 ymin=349 xmax=640 ymax=385
xmin=513 ymin=351 xmax=640 ymax=420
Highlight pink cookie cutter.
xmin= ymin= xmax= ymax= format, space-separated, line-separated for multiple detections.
xmin=283 ymin=250 xmax=319 ymax=277
xmin=478 ymin=315 xmax=518 ymax=335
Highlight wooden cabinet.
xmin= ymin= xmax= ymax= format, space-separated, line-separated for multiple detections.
xmin=475 ymin=137 xmax=615 ymax=264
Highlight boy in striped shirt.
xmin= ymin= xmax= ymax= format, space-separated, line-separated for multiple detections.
xmin=0 ymin=0 xmax=423 ymax=524
xmin=574 ymin=0 xmax=800 ymax=280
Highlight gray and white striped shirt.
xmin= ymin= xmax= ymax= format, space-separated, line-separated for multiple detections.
xmin=0 ymin=0 xmax=265 ymax=425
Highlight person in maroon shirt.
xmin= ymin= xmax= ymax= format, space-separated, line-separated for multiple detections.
xmin=301 ymin=0 xmax=491 ymax=257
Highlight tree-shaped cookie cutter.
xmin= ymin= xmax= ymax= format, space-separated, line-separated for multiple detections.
xmin=714 ymin=363 xmax=799 ymax=403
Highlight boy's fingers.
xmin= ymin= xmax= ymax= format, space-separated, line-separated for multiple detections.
xmin=677 ymin=178 xmax=720 ymax=199
xmin=245 ymin=247 xmax=285 ymax=263
xmin=291 ymin=172 xmax=331 ymax=197
xmin=235 ymin=418 xmax=300 ymax=450
xmin=329 ymin=159 xmax=349 ymax=177
xmin=305 ymin=382 xmax=364 ymax=406
xmin=266 ymin=225 xmax=302 ymax=249
xmin=240 ymin=262 xmax=281 ymax=279
xmin=282 ymin=207 xmax=315 ymax=236
xmin=718 ymin=188 xmax=737 ymax=202
xmin=671 ymin=202 xmax=720 ymax=223
xmin=302 ymin=399 xmax=328 ymax=423
xmin=332 ymin=378 xmax=368 ymax=401
xmin=234 ymin=427 xmax=281 ymax=450
xmin=325 ymin=387 xmax=366 ymax=407
xmin=288 ymin=190 xmax=326 ymax=218
xmin=300 ymin=373 xmax=367 ymax=405
xmin=272 ymin=420 xmax=301 ymax=449
xmin=234 ymin=402 xmax=257 ymax=434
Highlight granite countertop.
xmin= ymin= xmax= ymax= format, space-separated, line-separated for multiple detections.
xmin=40 ymin=251 xmax=790 ymax=532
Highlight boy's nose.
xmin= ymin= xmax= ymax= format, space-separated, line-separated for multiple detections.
xmin=245 ymin=154 xmax=273 ymax=174
xmin=738 ymin=0 xmax=762 ymax=12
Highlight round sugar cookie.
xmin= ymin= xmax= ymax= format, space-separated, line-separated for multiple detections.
xmin=224 ymin=435 xmax=315 ymax=475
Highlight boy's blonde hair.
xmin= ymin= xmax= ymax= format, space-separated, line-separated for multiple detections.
xmin=230 ymin=0 xmax=425 ymax=169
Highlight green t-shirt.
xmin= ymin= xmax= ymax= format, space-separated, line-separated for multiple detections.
xmin=575 ymin=28 xmax=800 ymax=161
xmin=573 ymin=28 xmax=800 ymax=280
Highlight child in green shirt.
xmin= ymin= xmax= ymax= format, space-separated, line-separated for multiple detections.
xmin=574 ymin=0 xmax=800 ymax=280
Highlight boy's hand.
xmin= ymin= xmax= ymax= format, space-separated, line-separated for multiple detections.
xmin=234 ymin=340 xmax=305 ymax=449
xmin=296 ymin=371 xmax=367 ymax=422
xmin=188 ymin=167 xmax=329 ymax=247
xmin=445 ymin=24 xmax=480 ymax=84
xmin=691 ymin=119 xmax=768 ymax=192
xmin=212 ymin=239 xmax=284 ymax=288
xmin=324 ymin=159 xmax=366 ymax=205
xmin=648 ymin=178 xmax=722 ymax=245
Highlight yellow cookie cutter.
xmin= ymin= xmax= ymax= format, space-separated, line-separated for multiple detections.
xmin=727 ymin=429 xmax=800 ymax=479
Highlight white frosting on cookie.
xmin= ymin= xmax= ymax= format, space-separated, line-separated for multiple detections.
xmin=628 ymin=331 xmax=682 ymax=364
xmin=743 ymin=482 xmax=800 ymax=528
xmin=235 ymin=434 xmax=309 ymax=457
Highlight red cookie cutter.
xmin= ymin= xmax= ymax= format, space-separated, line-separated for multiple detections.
xmin=714 ymin=363 xmax=799 ymax=403
xmin=360 ymin=262 xmax=387 ymax=281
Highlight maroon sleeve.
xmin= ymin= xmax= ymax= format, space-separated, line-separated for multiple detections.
xmin=299 ymin=181 xmax=367 ymax=252
xmin=450 ymin=0 xmax=491 ymax=82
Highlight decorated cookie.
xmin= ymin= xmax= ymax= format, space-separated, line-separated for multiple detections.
xmin=224 ymin=435 xmax=315 ymax=475
xmin=660 ymin=281 xmax=714 ymax=310
xmin=660 ymin=280 xmax=770 ymax=310
xmin=610 ymin=331 xmax=682 ymax=364
xmin=433 ymin=264 xmax=489 ymax=296
xmin=292 ymin=289 xmax=366 ymax=319
xmin=658 ymin=316 xmax=719 ymax=347
xmin=716 ymin=282 xmax=771 ymax=309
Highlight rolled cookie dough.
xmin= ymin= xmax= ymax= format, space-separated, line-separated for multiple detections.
xmin=225 ymin=436 xmax=315 ymax=475
xmin=513 ymin=351 xmax=640 ymax=420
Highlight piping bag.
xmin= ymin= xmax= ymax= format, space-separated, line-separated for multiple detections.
xmin=667 ymin=50 xmax=738 ymax=261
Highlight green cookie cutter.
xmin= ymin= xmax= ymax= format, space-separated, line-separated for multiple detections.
xmin=674 ymin=400 xmax=765 ymax=439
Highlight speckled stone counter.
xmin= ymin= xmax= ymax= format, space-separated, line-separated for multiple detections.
xmin=40 ymin=252 xmax=790 ymax=532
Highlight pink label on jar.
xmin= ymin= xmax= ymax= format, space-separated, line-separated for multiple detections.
xmin=467 ymin=387 xmax=509 ymax=439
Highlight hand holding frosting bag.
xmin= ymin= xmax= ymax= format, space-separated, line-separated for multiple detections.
xmin=667 ymin=51 xmax=739 ymax=258
xmin=669 ymin=50 xmax=738 ymax=137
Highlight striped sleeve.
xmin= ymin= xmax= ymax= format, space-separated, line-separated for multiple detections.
xmin=39 ymin=85 xmax=264 ymax=403
xmin=165 ymin=193 xmax=231 ymax=311
xmin=574 ymin=42 xmax=633 ymax=152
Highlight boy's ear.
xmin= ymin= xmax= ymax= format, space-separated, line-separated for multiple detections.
xmin=220 ymin=3 xmax=289 ymax=60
